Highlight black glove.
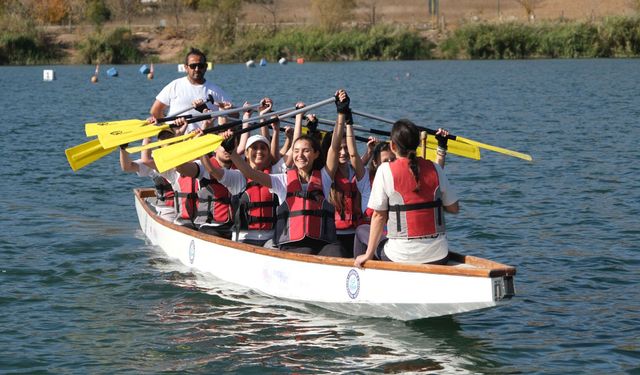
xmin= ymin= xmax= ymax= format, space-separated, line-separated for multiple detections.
xmin=119 ymin=143 xmax=129 ymax=150
xmin=335 ymin=92 xmax=351 ymax=114
xmin=221 ymin=136 xmax=236 ymax=153
xmin=194 ymin=102 xmax=208 ymax=112
xmin=435 ymin=133 xmax=448 ymax=150
xmin=306 ymin=116 xmax=318 ymax=132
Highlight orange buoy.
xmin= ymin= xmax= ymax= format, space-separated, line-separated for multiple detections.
xmin=90 ymin=75 xmax=98 ymax=83
xmin=296 ymin=58 xmax=305 ymax=64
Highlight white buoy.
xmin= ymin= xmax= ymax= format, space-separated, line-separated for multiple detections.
xmin=43 ymin=69 xmax=55 ymax=81
xmin=178 ymin=64 xmax=186 ymax=72
xmin=245 ymin=60 xmax=255 ymax=68
xmin=278 ymin=57 xmax=287 ymax=65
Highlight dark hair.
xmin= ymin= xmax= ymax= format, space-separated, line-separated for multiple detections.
xmin=157 ymin=129 xmax=174 ymax=140
xmin=369 ymin=141 xmax=391 ymax=175
xmin=185 ymin=48 xmax=206 ymax=65
xmin=391 ymin=119 xmax=421 ymax=191
xmin=294 ymin=135 xmax=325 ymax=171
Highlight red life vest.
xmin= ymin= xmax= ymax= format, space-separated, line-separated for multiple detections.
xmin=196 ymin=156 xmax=232 ymax=225
xmin=151 ymin=175 xmax=175 ymax=207
xmin=386 ymin=158 xmax=445 ymax=239
xmin=333 ymin=168 xmax=361 ymax=230
xmin=235 ymin=167 xmax=277 ymax=231
xmin=274 ymin=169 xmax=336 ymax=245
xmin=174 ymin=175 xmax=199 ymax=221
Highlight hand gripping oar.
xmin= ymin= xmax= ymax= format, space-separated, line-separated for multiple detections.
xmin=97 ymin=103 xmax=263 ymax=149
xmin=84 ymin=94 xmax=217 ymax=136
xmin=315 ymin=117 xmax=481 ymax=160
xmin=153 ymin=97 xmax=335 ymax=172
xmin=125 ymin=104 xmax=294 ymax=153
xmin=352 ymin=110 xmax=532 ymax=161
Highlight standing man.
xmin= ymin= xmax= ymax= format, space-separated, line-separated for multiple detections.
xmin=150 ymin=48 xmax=231 ymax=133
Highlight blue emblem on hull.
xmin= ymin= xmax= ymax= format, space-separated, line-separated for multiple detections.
xmin=188 ymin=240 xmax=195 ymax=264
xmin=346 ymin=269 xmax=360 ymax=299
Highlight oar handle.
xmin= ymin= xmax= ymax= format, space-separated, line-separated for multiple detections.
xmin=316 ymin=117 xmax=391 ymax=137
xmin=281 ymin=119 xmax=370 ymax=143
xmin=351 ymin=109 xmax=457 ymax=140
xmin=164 ymin=94 xmax=217 ymax=117
xmin=172 ymin=103 xmax=264 ymax=126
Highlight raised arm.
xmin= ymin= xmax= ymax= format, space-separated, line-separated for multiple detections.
xmin=435 ymin=128 xmax=449 ymax=168
xmin=361 ymin=136 xmax=376 ymax=166
xmin=326 ymin=90 xmax=350 ymax=179
xmin=345 ymin=122 xmax=365 ymax=180
xmin=119 ymin=146 xmax=140 ymax=173
xmin=199 ymin=154 xmax=225 ymax=181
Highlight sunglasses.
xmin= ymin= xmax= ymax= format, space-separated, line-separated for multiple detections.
xmin=187 ymin=63 xmax=206 ymax=70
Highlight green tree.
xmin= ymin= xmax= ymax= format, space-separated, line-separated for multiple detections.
xmin=87 ymin=0 xmax=112 ymax=28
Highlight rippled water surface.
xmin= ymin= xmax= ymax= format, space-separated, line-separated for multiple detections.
xmin=1 ymin=60 xmax=638 ymax=374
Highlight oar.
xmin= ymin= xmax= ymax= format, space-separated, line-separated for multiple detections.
xmin=97 ymin=103 xmax=267 ymax=149
xmin=123 ymin=104 xmax=295 ymax=153
xmin=84 ymin=94 xmax=218 ymax=136
xmin=153 ymin=97 xmax=335 ymax=172
xmin=315 ymin=118 xmax=481 ymax=160
xmin=280 ymin=119 xmax=370 ymax=143
xmin=352 ymin=110 xmax=532 ymax=161
xmin=153 ymin=117 xmax=277 ymax=173
xmin=65 ymin=138 xmax=116 ymax=172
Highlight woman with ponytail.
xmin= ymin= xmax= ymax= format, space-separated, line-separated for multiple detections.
xmin=354 ymin=119 xmax=459 ymax=268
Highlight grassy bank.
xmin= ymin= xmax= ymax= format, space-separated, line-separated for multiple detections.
xmin=441 ymin=16 xmax=640 ymax=59
xmin=3 ymin=17 xmax=640 ymax=65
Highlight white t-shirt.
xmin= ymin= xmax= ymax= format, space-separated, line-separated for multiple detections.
xmin=367 ymin=160 xmax=458 ymax=264
xmin=155 ymin=77 xmax=231 ymax=133
xmin=216 ymin=159 xmax=285 ymax=242
xmin=134 ymin=160 xmax=178 ymax=218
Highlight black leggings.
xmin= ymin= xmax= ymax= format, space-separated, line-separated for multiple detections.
xmin=279 ymin=237 xmax=345 ymax=257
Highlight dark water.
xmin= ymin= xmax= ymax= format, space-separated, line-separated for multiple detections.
xmin=1 ymin=60 xmax=638 ymax=374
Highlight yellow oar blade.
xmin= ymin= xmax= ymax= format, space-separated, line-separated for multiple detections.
xmin=423 ymin=134 xmax=481 ymax=160
xmin=65 ymin=138 xmax=117 ymax=171
xmin=456 ymin=136 xmax=532 ymax=161
xmin=85 ymin=119 xmax=148 ymax=137
xmin=152 ymin=134 xmax=224 ymax=173
xmin=125 ymin=133 xmax=196 ymax=153
xmin=98 ymin=124 xmax=170 ymax=149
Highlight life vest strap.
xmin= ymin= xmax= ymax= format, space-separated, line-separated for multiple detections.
xmin=389 ymin=199 xmax=443 ymax=233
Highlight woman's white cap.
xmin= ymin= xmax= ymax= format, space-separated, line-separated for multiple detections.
xmin=245 ymin=134 xmax=270 ymax=150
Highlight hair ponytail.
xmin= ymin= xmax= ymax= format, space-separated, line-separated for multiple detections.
xmin=391 ymin=119 xmax=421 ymax=191
xmin=407 ymin=150 xmax=421 ymax=191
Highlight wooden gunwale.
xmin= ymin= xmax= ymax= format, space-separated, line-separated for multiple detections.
xmin=135 ymin=188 xmax=516 ymax=278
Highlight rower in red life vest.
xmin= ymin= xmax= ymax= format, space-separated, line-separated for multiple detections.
xmin=200 ymin=99 xmax=286 ymax=246
xmin=224 ymin=92 xmax=353 ymax=257
xmin=165 ymin=105 xmax=239 ymax=236
xmin=118 ymin=123 xmax=186 ymax=222
xmin=354 ymin=119 xmax=459 ymax=268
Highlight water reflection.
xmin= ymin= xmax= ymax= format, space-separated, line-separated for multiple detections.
xmin=146 ymin=258 xmax=494 ymax=374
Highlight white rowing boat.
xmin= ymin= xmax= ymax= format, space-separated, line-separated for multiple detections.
xmin=134 ymin=188 xmax=516 ymax=320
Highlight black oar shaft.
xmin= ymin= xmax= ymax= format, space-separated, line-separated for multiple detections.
xmin=351 ymin=109 xmax=458 ymax=141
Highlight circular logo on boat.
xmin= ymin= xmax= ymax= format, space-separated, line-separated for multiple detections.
xmin=188 ymin=240 xmax=195 ymax=264
xmin=346 ymin=269 xmax=360 ymax=299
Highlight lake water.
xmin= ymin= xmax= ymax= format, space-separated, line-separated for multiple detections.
xmin=0 ymin=59 xmax=638 ymax=374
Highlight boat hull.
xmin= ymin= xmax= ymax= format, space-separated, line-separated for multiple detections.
xmin=134 ymin=189 xmax=515 ymax=320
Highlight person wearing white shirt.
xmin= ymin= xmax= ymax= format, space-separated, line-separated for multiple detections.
xmin=354 ymin=119 xmax=460 ymax=268
xmin=150 ymin=48 xmax=231 ymax=134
